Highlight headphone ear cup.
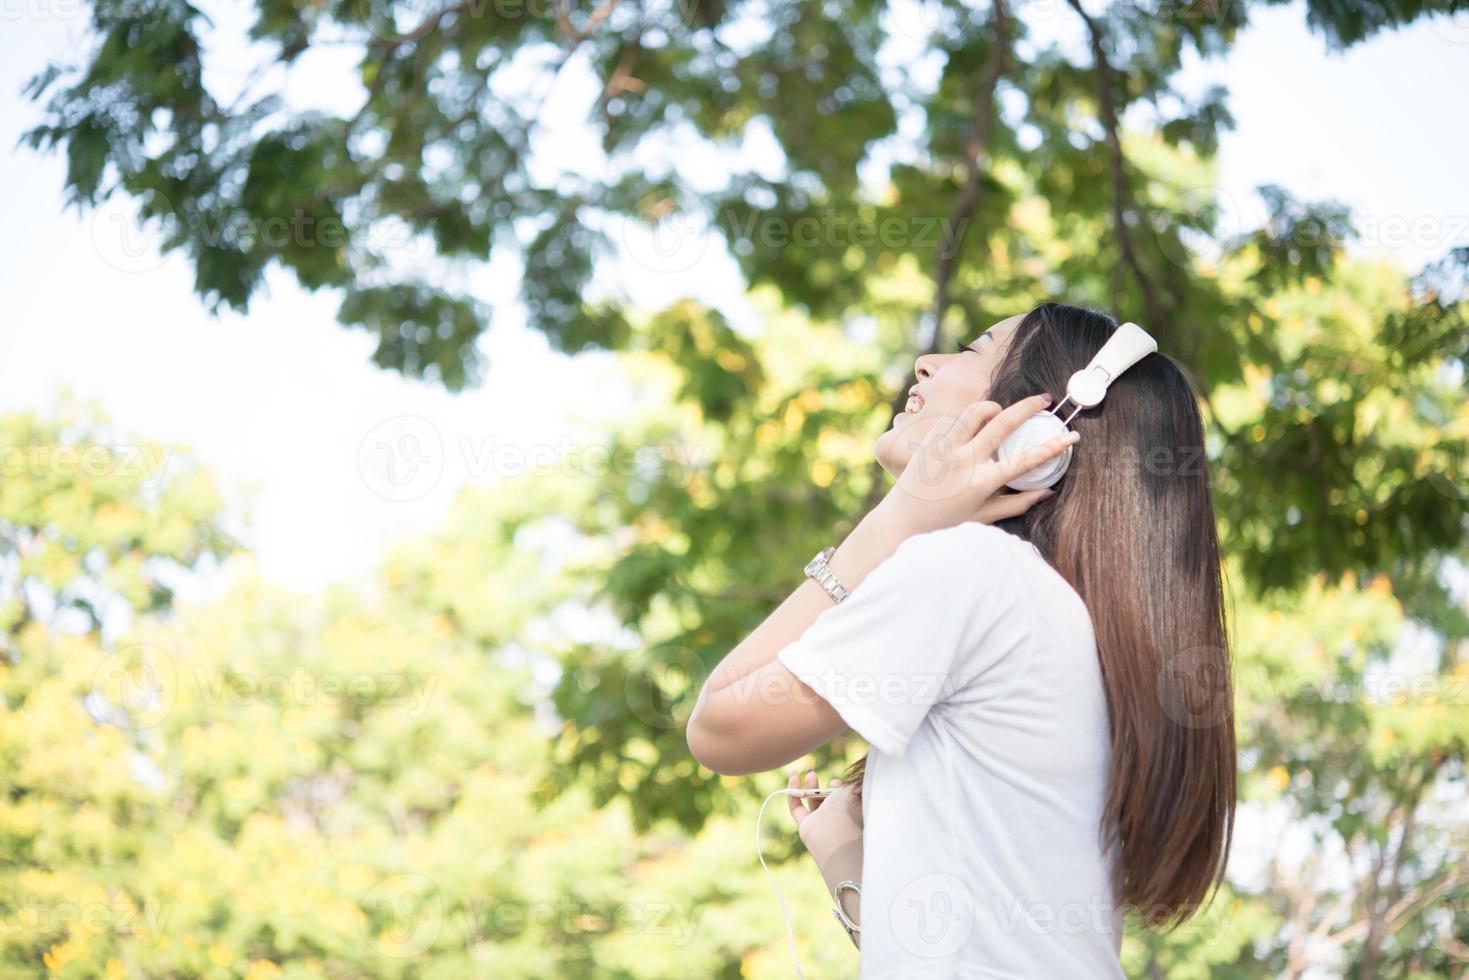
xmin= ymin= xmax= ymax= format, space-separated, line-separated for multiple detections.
xmin=996 ymin=411 xmax=1073 ymax=492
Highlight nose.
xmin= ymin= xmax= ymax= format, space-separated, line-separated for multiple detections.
xmin=915 ymin=352 xmax=941 ymax=381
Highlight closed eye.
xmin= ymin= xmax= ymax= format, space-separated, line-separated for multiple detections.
xmin=955 ymin=341 xmax=974 ymax=354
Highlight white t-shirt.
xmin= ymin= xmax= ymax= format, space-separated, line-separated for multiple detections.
xmin=777 ymin=521 xmax=1126 ymax=979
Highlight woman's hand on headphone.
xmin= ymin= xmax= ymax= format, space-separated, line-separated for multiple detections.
xmin=879 ymin=393 xmax=1079 ymax=536
xmin=787 ymin=768 xmax=863 ymax=868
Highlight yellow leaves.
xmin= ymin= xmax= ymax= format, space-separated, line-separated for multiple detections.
xmin=19 ymin=867 xmax=59 ymax=893
xmin=810 ymin=460 xmax=836 ymax=488
xmin=43 ymin=941 xmax=74 ymax=972
xmin=105 ymin=960 xmax=127 ymax=980
xmin=781 ymin=400 xmax=807 ymax=432
xmin=208 ymin=943 xmax=233 ymax=967
xmin=180 ymin=725 xmax=206 ymax=753
xmin=244 ymin=961 xmax=283 ymax=979
xmin=637 ymin=514 xmax=675 ymax=544
xmin=337 ymin=863 xmax=379 ymax=894
xmin=840 ymin=377 xmax=873 ymax=402
xmin=1266 ymin=766 xmax=1289 ymax=793
xmin=1368 ymin=573 xmax=1393 ymax=598
xmin=684 ymin=473 xmax=715 ymax=508
xmin=529 ymin=827 xmax=569 ymax=852
xmin=223 ymin=776 xmax=257 ymax=802
xmin=714 ymin=348 xmax=748 ymax=374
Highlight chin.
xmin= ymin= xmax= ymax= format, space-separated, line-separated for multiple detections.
xmin=879 ymin=406 xmax=959 ymax=475
xmin=874 ymin=438 xmax=898 ymax=477
xmin=874 ymin=424 xmax=913 ymax=477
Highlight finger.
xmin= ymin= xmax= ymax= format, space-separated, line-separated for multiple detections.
xmin=996 ymin=429 xmax=1080 ymax=486
xmin=967 ymin=393 xmax=1056 ymax=460
xmin=803 ymin=768 xmax=821 ymax=809
xmin=942 ymin=399 xmax=1002 ymax=446
xmin=787 ymin=769 xmax=807 ymax=825
xmin=975 ymin=487 xmax=1055 ymax=523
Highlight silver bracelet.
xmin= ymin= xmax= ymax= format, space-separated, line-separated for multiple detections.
xmin=831 ymin=879 xmax=861 ymax=938
xmin=804 ymin=546 xmax=850 ymax=604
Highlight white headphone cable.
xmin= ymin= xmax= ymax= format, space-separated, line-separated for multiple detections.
xmin=757 ymin=788 xmax=813 ymax=979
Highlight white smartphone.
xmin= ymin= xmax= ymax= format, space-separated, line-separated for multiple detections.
xmin=787 ymin=787 xmax=836 ymax=798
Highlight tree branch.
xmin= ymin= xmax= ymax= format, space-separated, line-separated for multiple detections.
xmin=860 ymin=0 xmax=1010 ymax=514
xmin=927 ymin=0 xmax=1010 ymax=349
xmin=1064 ymin=0 xmax=1170 ymax=346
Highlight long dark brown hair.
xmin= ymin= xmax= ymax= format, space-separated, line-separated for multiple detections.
xmin=842 ymin=300 xmax=1237 ymax=931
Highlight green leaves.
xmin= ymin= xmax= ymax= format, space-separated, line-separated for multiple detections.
xmin=337 ymin=283 xmax=488 ymax=389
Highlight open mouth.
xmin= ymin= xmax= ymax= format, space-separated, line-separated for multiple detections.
xmin=903 ymin=390 xmax=924 ymax=414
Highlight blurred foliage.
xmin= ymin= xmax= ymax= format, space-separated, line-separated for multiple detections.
xmin=3 ymin=238 xmax=1465 ymax=975
xmin=0 ymin=410 xmax=862 ymax=978
xmin=0 ymin=402 xmax=232 ymax=638
xmin=10 ymin=0 xmax=1469 ymax=975
xmin=22 ymin=0 xmax=1458 ymax=388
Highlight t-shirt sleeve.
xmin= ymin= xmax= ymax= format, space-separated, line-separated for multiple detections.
xmin=776 ymin=522 xmax=1026 ymax=758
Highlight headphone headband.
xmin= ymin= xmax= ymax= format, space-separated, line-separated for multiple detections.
xmin=1065 ymin=321 xmax=1159 ymax=410
xmin=997 ymin=318 xmax=1160 ymax=491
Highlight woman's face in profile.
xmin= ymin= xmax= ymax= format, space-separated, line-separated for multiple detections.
xmin=874 ymin=313 xmax=1025 ymax=477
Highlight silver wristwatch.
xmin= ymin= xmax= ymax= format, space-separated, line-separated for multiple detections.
xmin=804 ymin=546 xmax=850 ymax=604
xmin=831 ymin=879 xmax=862 ymax=940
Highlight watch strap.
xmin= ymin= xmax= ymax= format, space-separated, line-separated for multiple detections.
xmin=804 ymin=546 xmax=850 ymax=604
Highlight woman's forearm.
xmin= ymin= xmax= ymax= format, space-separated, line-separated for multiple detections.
xmin=814 ymin=834 xmax=864 ymax=949
xmin=688 ymin=500 xmax=913 ymax=719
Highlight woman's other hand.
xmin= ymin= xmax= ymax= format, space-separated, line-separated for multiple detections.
xmin=786 ymin=768 xmax=863 ymax=866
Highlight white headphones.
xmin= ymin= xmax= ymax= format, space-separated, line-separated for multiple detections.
xmin=995 ymin=320 xmax=1159 ymax=491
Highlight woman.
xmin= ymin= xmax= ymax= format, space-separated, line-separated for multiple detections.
xmin=686 ymin=302 xmax=1236 ymax=977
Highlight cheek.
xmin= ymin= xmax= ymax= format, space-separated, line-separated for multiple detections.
xmin=930 ymin=370 xmax=994 ymax=415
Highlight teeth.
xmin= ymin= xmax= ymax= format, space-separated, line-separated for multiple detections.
xmin=904 ymin=395 xmax=921 ymax=414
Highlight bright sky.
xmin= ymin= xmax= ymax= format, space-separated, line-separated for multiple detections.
xmin=1 ymin=0 xmax=1466 ymax=592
